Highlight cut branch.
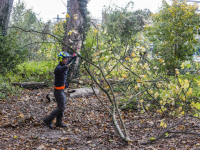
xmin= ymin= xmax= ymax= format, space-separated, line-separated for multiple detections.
xmin=140 ymin=115 xmax=198 ymax=145
xmin=168 ymin=131 xmax=200 ymax=136
xmin=84 ymin=63 xmax=131 ymax=142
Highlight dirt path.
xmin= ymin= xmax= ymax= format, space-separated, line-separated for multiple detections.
xmin=0 ymin=88 xmax=200 ymax=149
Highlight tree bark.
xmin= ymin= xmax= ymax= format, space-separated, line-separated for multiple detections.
xmin=63 ymin=0 xmax=84 ymax=53
xmin=63 ymin=0 xmax=87 ymax=79
xmin=0 ymin=0 xmax=14 ymax=35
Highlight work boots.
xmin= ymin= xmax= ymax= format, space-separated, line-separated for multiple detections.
xmin=56 ymin=114 xmax=68 ymax=128
xmin=56 ymin=123 xmax=68 ymax=127
xmin=43 ymin=118 xmax=53 ymax=129
xmin=43 ymin=113 xmax=56 ymax=129
xmin=43 ymin=113 xmax=68 ymax=128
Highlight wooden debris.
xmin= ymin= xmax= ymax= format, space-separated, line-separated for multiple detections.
xmin=11 ymin=82 xmax=46 ymax=89
xmin=46 ymin=87 xmax=100 ymax=102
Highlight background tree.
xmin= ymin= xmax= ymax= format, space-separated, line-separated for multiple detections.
xmin=102 ymin=2 xmax=151 ymax=44
xmin=84 ymin=2 xmax=151 ymax=66
xmin=63 ymin=0 xmax=90 ymax=80
xmin=0 ymin=0 xmax=14 ymax=36
xmin=0 ymin=0 xmax=27 ymax=75
xmin=147 ymin=0 xmax=200 ymax=75
xmin=0 ymin=0 xmax=54 ymax=75
xmin=0 ymin=29 xmax=27 ymax=74
xmin=10 ymin=0 xmax=53 ymax=61
xmin=79 ymin=2 xmax=153 ymax=142
xmin=63 ymin=0 xmax=89 ymax=53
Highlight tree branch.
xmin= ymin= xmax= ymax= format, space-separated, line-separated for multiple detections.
xmin=141 ymin=115 xmax=190 ymax=145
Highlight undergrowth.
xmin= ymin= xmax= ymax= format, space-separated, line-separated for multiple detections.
xmin=0 ymin=60 xmax=56 ymax=99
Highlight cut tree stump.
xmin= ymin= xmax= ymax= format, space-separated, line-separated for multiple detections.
xmin=11 ymin=82 xmax=46 ymax=89
xmin=46 ymin=87 xmax=100 ymax=102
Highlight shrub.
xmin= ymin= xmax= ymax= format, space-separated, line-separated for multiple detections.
xmin=6 ymin=60 xmax=56 ymax=86
xmin=0 ymin=31 xmax=28 ymax=75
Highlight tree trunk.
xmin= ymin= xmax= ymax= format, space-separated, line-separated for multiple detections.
xmin=63 ymin=0 xmax=88 ymax=79
xmin=63 ymin=0 xmax=84 ymax=53
xmin=0 ymin=0 xmax=14 ymax=36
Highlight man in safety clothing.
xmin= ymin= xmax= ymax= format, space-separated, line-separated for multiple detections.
xmin=43 ymin=52 xmax=76 ymax=129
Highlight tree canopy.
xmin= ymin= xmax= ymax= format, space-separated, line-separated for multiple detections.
xmin=147 ymin=0 xmax=200 ymax=74
xmin=102 ymin=2 xmax=151 ymax=43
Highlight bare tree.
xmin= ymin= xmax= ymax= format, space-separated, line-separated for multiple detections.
xmin=0 ymin=0 xmax=14 ymax=35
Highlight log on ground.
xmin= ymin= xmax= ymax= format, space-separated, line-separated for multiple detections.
xmin=46 ymin=87 xmax=100 ymax=102
xmin=11 ymin=82 xmax=46 ymax=89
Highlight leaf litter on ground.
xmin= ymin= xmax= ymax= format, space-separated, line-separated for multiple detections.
xmin=0 ymin=87 xmax=200 ymax=149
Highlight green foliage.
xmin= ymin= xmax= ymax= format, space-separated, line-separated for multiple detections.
xmin=1 ymin=60 xmax=56 ymax=100
xmin=82 ymin=2 xmax=152 ymax=75
xmin=147 ymin=0 xmax=200 ymax=74
xmin=6 ymin=61 xmax=55 ymax=86
xmin=10 ymin=0 xmax=54 ymax=61
xmin=0 ymin=75 xmax=21 ymax=99
xmin=83 ymin=4 xmax=200 ymax=117
xmin=82 ymin=27 xmax=98 ymax=61
xmin=53 ymin=20 xmax=66 ymax=42
xmin=0 ymin=30 xmax=28 ymax=75
xmin=102 ymin=2 xmax=151 ymax=43
xmin=11 ymin=0 xmax=37 ymax=29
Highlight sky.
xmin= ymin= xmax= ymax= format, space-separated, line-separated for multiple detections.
xmin=20 ymin=0 xmax=172 ymax=22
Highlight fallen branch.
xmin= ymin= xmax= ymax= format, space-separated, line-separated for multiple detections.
xmin=91 ymin=85 xmax=112 ymax=115
xmin=168 ymin=131 xmax=200 ymax=136
xmin=46 ymin=87 xmax=100 ymax=102
xmin=84 ymin=63 xmax=131 ymax=143
xmin=140 ymin=114 xmax=199 ymax=145
xmin=12 ymin=82 xmax=46 ymax=89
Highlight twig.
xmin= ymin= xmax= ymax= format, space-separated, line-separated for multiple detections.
xmin=189 ymin=114 xmax=200 ymax=119
xmin=168 ymin=130 xmax=200 ymax=136
xmin=91 ymin=85 xmax=112 ymax=115
xmin=60 ymin=0 xmax=67 ymax=8
xmin=84 ymin=63 xmax=130 ymax=142
xmin=140 ymin=115 xmax=189 ymax=145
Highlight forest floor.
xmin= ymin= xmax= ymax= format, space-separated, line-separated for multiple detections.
xmin=0 ymin=86 xmax=200 ymax=150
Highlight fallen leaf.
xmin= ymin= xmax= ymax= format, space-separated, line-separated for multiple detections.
xmin=37 ymin=145 xmax=45 ymax=150
xmin=87 ymin=141 xmax=92 ymax=143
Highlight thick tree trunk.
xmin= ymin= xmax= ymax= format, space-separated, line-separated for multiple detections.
xmin=63 ymin=0 xmax=83 ymax=53
xmin=0 ymin=0 xmax=14 ymax=35
xmin=63 ymin=0 xmax=87 ymax=79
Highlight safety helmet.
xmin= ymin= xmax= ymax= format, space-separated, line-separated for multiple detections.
xmin=57 ymin=52 xmax=72 ymax=62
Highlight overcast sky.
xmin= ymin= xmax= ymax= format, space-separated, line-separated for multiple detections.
xmin=20 ymin=0 xmax=174 ymax=22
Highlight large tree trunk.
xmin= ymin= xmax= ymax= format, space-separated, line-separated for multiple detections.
xmin=0 ymin=0 xmax=14 ymax=36
xmin=63 ymin=0 xmax=88 ymax=79
xmin=63 ymin=0 xmax=84 ymax=53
